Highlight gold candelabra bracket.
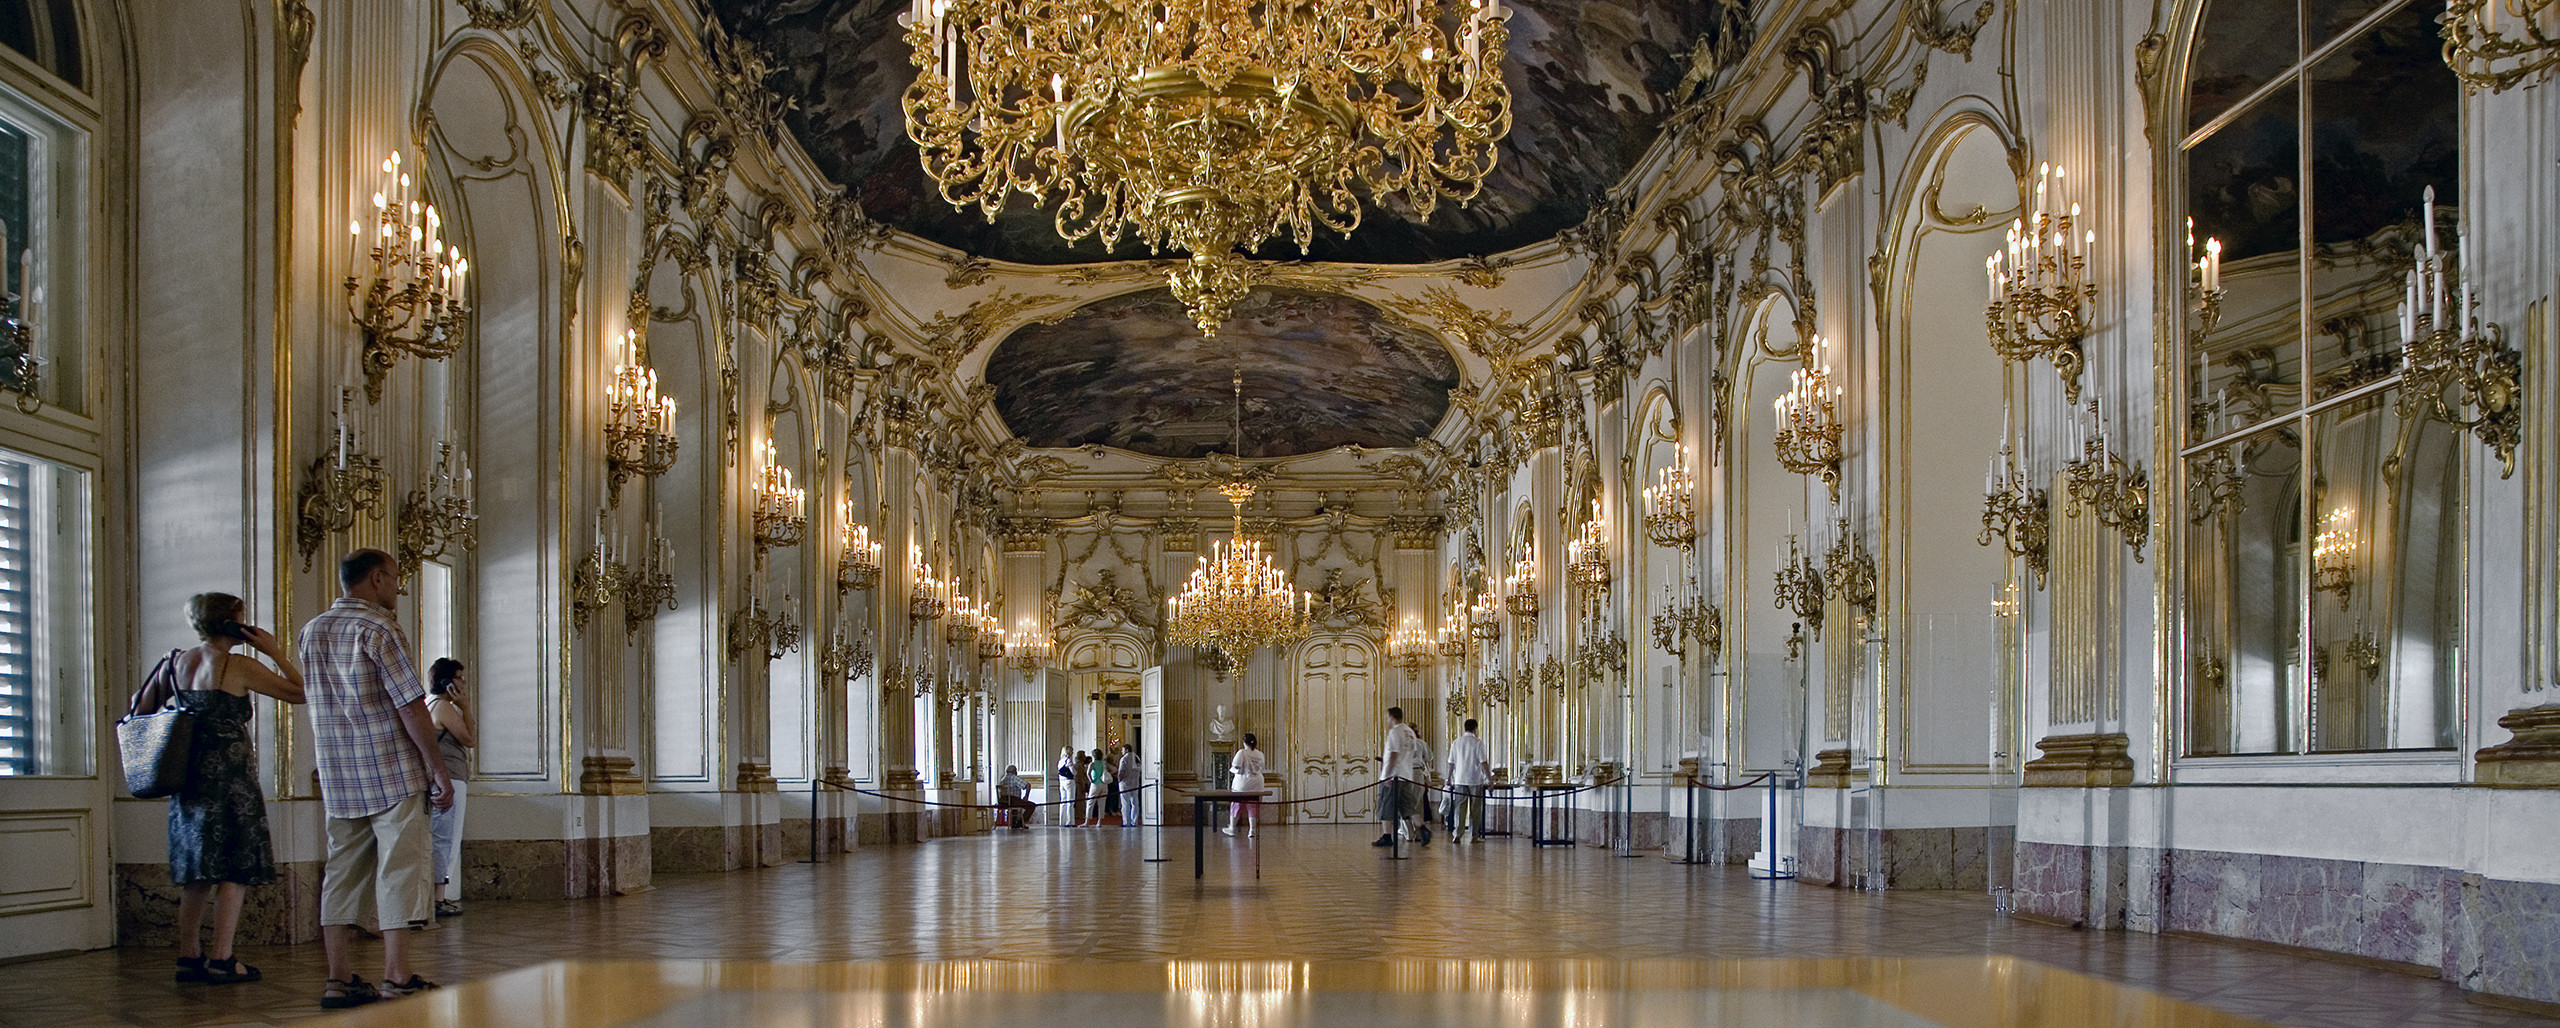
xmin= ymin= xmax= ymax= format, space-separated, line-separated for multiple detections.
xmin=1979 ymin=452 xmax=2051 ymax=588
xmin=1986 ymin=163 xmax=2097 ymax=401
xmin=345 ymin=151 xmax=469 ymax=403
xmin=1822 ymin=520 xmax=1878 ymax=621
xmin=570 ymin=547 xmax=625 ymax=636
xmin=2063 ymin=420 xmax=2152 ymax=560
xmin=1772 ymin=533 xmax=1827 ymax=638
xmin=294 ymin=395 xmax=388 ymax=571
xmin=2443 ymin=0 xmax=2560 ymax=93
xmin=1772 ymin=336 xmax=1845 ymax=499
xmin=394 ymin=442 xmax=478 ymax=571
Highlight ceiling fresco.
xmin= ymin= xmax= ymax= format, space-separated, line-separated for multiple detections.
xmin=985 ymin=288 xmax=1460 ymax=458
xmin=705 ymin=0 xmax=1717 ymax=265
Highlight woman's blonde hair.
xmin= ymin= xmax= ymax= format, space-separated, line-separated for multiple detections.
xmin=185 ymin=593 xmax=246 ymax=641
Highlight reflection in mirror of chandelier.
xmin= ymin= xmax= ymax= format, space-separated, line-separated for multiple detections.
xmin=750 ymin=437 xmax=807 ymax=555
xmin=2312 ymin=506 xmax=2357 ymax=607
xmin=2441 ymin=0 xmax=2560 ymax=92
xmin=295 ymin=388 xmax=388 ymax=569
xmin=1642 ymin=444 xmax=1697 ymax=548
xmin=2395 ymin=187 xmax=2524 ymax=478
xmin=837 ymin=516 xmax=882 ymax=592
xmin=395 ymin=440 xmax=478 ymax=570
xmin=1772 ymin=530 xmax=1825 ymax=638
xmin=1772 ymin=334 xmax=1843 ymax=499
xmin=2187 ymin=218 xmax=2225 ymax=340
xmin=2061 ymin=405 xmax=2150 ymax=559
xmin=345 ymin=150 xmax=470 ymax=403
xmin=605 ymin=328 xmax=679 ymax=500
xmin=1388 ymin=615 xmax=1432 ymax=680
xmin=1984 ymin=162 xmax=2094 ymax=401
xmin=898 ymin=0 xmax=1514 ymax=335
xmin=0 ymin=218 xmax=42 ymax=412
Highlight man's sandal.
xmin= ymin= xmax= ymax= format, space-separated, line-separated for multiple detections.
xmin=201 ymin=958 xmax=261 ymax=985
xmin=319 ymin=976 xmax=380 ymax=1009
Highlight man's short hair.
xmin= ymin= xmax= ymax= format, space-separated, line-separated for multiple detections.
xmin=1386 ymin=706 xmax=1403 ymax=721
xmin=1464 ymin=718 xmax=1478 ymax=732
xmin=340 ymin=548 xmax=395 ymax=589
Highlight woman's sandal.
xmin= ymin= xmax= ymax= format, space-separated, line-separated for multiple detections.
xmin=174 ymin=956 xmax=207 ymax=983
xmin=201 ymin=958 xmax=261 ymax=985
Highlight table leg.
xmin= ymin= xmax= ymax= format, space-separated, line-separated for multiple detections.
xmin=1194 ymin=798 xmax=1207 ymax=878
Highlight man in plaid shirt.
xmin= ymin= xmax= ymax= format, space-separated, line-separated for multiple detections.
xmin=298 ymin=549 xmax=452 ymax=1009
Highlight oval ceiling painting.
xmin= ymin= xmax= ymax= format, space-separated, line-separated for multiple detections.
xmin=988 ymin=288 xmax=1460 ymax=459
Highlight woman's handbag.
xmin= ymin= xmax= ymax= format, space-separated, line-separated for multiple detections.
xmin=115 ymin=650 xmax=192 ymax=799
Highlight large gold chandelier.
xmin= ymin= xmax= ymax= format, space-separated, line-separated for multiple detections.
xmin=901 ymin=0 xmax=1514 ymax=335
xmin=1167 ymin=373 xmax=1313 ymax=662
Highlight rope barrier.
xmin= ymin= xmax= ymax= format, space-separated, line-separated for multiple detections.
xmin=1684 ymin=772 xmax=1777 ymax=792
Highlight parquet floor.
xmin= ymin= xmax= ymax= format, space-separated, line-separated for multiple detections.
xmin=1 ymin=824 xmax=2551 ymax=1026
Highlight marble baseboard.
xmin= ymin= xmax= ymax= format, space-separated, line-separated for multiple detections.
xmin=650 ymin=823 xmax=785 ymax=872
xmin=562 ymin=834 xmax=652 ymax=897
xmin=778 ymin=816 xmax=853 ymax=861
xmin=465 ymin=839 xmax=570 ymax=901
xmin=114 ymin=861 xmax=321 ymax=948
xmin=1798 ymin=826 xmax=1998 ymax=890
xmin=2459 ymin=873 xmax=2560 ymax=1006
xmin=2016 ymin=842 xmax=2560 ymax=1008
xmin=2012 ymin=839 xmax=2125 ymax=927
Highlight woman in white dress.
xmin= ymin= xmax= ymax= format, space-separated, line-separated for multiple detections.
xmin=1223 ymin=733 xmax=1266 ymax=838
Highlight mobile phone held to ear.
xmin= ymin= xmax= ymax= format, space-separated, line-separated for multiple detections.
xmin=218 ymin=621 xmax=259 ymax=642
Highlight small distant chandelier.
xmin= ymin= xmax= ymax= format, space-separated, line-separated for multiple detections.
xmin=1167 ymin=372 xmax=1313 ymax=662
xmin=750 ymin=437 xmax=806 ymax=554
xmin=346 ymin=150 xmax=469 ymax=403
xmin=1008 ymin=617 xmax=1052 ymax=671
xmin=1467 ymin=589 xmax=1502 ymax=639
xmin=1642 ymin=444 xmax=1697 ymax=548
xmin=900 ymin=0 xmax=1514 ymax=335
xmin=1566 ymin=498 xmax=1610 ymax=589
xmin=1388 ymin=615 xmax=1433 ymax=679
xmin=605 ymin=328 xmax=678 ymax=500
xmin=1984 ymin=161 xmax=2096 ymax=400
xmin=837 ymin=515 xmax=882 ymax=592
xmin=1772 ymin=334 xmax=1843 ymax=499
xmin=1502 ymin=549 xmax=1538 ymax=617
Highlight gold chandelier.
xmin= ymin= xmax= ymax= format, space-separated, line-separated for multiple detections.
xmin=1167 ymin=373 xmax=1313 ymax=662
xmin=900 ymin=0 xmax=1514 ymax=335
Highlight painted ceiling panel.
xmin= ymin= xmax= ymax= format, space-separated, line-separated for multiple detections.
xmin=986 ymin=288 xmax=1459 ymax=458
xmin=705 ymin=0 xmax=1715 ymax=265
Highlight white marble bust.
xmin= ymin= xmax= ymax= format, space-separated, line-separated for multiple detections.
xmin=1208 ymin=704 xmax=1236 ymax=743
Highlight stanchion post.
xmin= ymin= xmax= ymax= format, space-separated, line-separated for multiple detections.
xmin=800 ymin=775 xmax=823 ymax=865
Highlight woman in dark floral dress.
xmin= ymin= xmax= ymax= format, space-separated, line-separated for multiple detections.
xmin=164 ymin=593 xmax=303 ymax=985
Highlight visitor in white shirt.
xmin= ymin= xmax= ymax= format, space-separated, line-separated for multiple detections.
xmin=1444 ymin=719 xmax=1491 ymax=842
xmin=1371 ymin=706 xmax=1430 ymax=848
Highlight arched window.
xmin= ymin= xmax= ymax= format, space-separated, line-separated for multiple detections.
xmin=2178 ymin=0 xmax=2463 ymax=755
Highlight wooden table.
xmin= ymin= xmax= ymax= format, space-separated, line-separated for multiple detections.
xmin=1187 ymin=789 xmax=1269 ymax=878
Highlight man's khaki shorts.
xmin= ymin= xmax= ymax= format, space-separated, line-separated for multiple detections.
xmin=322 ymin=792 xmax=433 ymax=932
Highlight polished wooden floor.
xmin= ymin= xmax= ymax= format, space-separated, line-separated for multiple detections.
xmin=2 ymin=824 xmax=2550 ymax=1026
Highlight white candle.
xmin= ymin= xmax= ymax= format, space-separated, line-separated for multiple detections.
xmin=2421 ymin=185 xmax=2437 ymax=261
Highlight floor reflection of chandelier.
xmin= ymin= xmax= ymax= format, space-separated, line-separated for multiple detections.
xmin=1167 ymin=373 xmax=1312 ymax=663
xmin=900 ymin=0 xmax=1513 ymax=335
